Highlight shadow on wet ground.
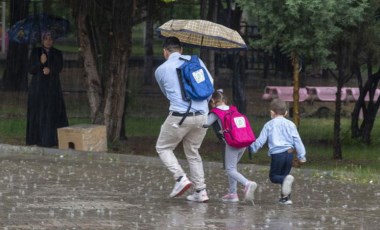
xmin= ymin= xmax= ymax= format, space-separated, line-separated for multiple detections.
xmin=0 ymin=144 xmax=379 ymax=229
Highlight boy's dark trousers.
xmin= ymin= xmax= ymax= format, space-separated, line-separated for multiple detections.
xmin=269 ymin=150 xmax=293 ymax=184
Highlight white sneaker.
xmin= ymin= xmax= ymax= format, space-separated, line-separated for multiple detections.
xmin=282 ymin=175 xmax=294 ymax=197
xmin=170 ymin=175 xmax=192 ymax=198
xmin=279 ymin=196 xmax=293 ymax=205
xmin=186 ymin=189 xmax=209 ymax=203
xmin=244 ymin=181 xmax=257 ymax=202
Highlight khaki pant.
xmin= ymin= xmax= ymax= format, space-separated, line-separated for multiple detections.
xmin=156 ymin=113 xmax=208 ymax=190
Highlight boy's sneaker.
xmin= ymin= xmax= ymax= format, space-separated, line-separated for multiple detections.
xmin=221 ymin=193 xmax=239 ymax=202
xmin=170 ymin=175 xmax=192 ymax=198
xmin=279 ymin=196 xmax=293 ymax=205
xmin=243 ymin=181 xmax=257 ymax=202
xmin=282 ymin=175 xmax=294 ymax=197
xmin=186 ymin=189 xmax=209 ymax=203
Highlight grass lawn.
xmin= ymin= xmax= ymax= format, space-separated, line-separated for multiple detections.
xmin=1 ymin=90 xmax=379 ymax=184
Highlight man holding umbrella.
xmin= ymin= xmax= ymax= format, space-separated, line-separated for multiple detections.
xmin=155 ymin=36 xmax=213 ymax=202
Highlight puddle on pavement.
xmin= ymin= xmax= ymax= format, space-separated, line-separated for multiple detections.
xmin=0 ymin=151 xmax=379 ymax=229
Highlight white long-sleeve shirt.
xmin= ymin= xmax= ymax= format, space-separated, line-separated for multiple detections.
xmin=250 ymin=116 xmax=306 ymax=161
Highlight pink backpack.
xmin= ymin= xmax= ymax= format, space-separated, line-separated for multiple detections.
xmin=211 ymin=105 xmax=256 ymax=148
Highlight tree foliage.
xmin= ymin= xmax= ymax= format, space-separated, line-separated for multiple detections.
xmin=237 ymin=0 xmax=368 ymax=68
xmin=61 ymin=0 xmax=173 ymax=142
xmin=62 ymin=0 xmax=136 ymax=142
xmin=237 ymin=0 xmax=371 ymax=159
xmin=350 ymin=0 xmax=380 ymax=144
xmin=2 ymin=0 xmax=30 ymax=91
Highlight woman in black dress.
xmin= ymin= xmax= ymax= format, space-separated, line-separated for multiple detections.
xmin=26 ymin=32 xmax=68 ymax=147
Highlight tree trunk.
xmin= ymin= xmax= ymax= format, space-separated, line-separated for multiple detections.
xmin=119 ymin=77 xmax=130 ymax=140
xmin=232 ymin=51 xmax=247 ymax=113
xmin=103 ymin=1 xmax=134 ymax=142
xmin=292 ymin=52 xmax=300 ymax=127
xmin=200 ymin=0 xmax=217 ymax=80
xmin=351 ymin=53 xmax=380 ymax=144
xmin=200 ymin=0 xmax=207 ymax=19
xmin=331 ymin=40 xmax=352 ymax=160
xmin=361 ymin=105 xmax=376 ymax=144
xmin=2 ymin=0 xmax=29 ymax=91
xmin=350 ymin=60 xmax=363 ymax=138
xmin=351 ymin=88 xmax=366 ymax=139
xmin=360 ymin=70 xmax=380 ymax=144
xmin=229 ymin=6 xmax=246 ymax=113
xmin=143 ymin=0 xmax=154 ymax=85
xmin=76 ymin=6 xmax=104 ymax=124
xmin=333 ymin=81 xmax=343 ymax=160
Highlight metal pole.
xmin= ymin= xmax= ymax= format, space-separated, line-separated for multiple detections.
xmin=292 ymin=52 xmax=300 ymax=127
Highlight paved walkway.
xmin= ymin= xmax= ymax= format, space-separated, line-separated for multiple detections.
xmin=0 ymin=144 xmax=379 ymax=229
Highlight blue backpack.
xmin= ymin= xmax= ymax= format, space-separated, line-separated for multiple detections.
xmin=176 ymin=55 xmax=214 ymax=102
xmin=175 ymin=55 xmax=214 ymax=126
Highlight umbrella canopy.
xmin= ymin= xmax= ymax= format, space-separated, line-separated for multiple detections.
xmin=157 ymin=19 xmax=247 ymax=50
xmin=8 ymin=13 xmax=70 ymax=44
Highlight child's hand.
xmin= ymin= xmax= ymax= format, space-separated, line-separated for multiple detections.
xmin=299 ymin=158 xmax=306 ymax=163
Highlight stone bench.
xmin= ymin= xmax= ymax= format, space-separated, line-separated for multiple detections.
xmin=57 ymin=124 xmax=107 ymax=152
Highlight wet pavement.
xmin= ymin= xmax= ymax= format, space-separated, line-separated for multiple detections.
xmin=0 ymin=144 xmax=379 ymax=229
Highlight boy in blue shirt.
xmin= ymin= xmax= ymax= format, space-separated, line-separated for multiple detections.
xmin=250 ymin=99 xmax=306 ymax=205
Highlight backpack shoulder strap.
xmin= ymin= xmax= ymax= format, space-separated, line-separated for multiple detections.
xmin=211 ymin=107 xmax=236 ymax=134
xmin=210 ymin=107 xmax=226 ymax=119
xmin=179 ymin=55 xmax=192 ymax=62
xmin=210 ymin=107 xmax=235 ymax=123
xmin=228 ymin=105 xmax=238 ymax=112
xmin=190 ymin=55 xmax=200 ymax=63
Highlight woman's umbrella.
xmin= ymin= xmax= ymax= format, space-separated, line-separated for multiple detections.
xmin=8 ymin=13 xmax=70 ymax=44
xmin=157 ymin=19 xmax=247 ymax=50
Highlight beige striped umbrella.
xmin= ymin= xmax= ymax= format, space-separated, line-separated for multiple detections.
xmin=157 ymin=19 xmax=247 ymax=50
